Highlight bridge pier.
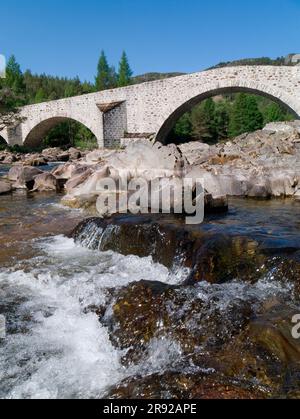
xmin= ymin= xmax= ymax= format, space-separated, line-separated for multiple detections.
xmin=2 ymin=126 xmax=23 ymax=146
xmin=99 ymin=101 xmax=127 ymax=148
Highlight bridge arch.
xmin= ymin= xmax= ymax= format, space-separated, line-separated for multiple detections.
xmin=155 ymin=85 xmax=300 ymax=145
xmin=23 ymin=116 xmax=99 ymax=148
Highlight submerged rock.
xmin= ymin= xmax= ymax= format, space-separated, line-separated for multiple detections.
xmin=248 ymin=306 xmax=300 ymax=366
xmin=189 ymin=234 xmax=266 ymax=284
xmin=98 ymin=280 xmax=255 ymax=366
xmin=0 ymin=180 xmax=12 ymax=195
xmin=105 ymin=371 xmax=266 ymax=399
xmin=73 ymin=217 xmax=267 ymax=284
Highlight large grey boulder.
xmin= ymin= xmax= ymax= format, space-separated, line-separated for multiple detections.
xmin=8 ymin=165 xmax=43 ymax=189
xmin=32 ymin=173 xmax=60 ymax=192
xmin=105 ymin=140 xmax=187 ymax=178
xmin=62 ymin=141 xmax=188 ymax=213
xmin=263 ymin=120 xmax=300 ymax=134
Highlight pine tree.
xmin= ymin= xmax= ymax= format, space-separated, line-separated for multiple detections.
xmin=118 ymin=51 xmax=133 ymax=87
xmin=5 ymin=55 xmax=25 ymax=95
xmin=191 ymin=98 xmax=216 ymax=143
xmin=228 ymin=94 xmax=263 ymax=137
xmin=34 ymin=88 xmax=46 ymax=103
xmin=214 ymin=102 xmax=230 ymax=141
xmin=173 ymin=113 xmax=192 ymax=142
xmin=264 ymin=103 xmax=285 ymax=123
xmin=244 ymin=95 xmax=264 ymax=132
xmin=95 ymin=51 xmax=116 ymax=91
xmin=228 ymin=93 xmax=248 ymax=137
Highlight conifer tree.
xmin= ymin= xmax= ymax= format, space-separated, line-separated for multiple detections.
xmin=95 ymin=51 xmax=116 ymax=91
xmin=191 ymin=98 xmax=216 ymax=143
xmin=264 ymin=103 xmax=285 ymax=123
xmin=228 ymin=93 xmax=263 ymax=137
xmin=118 ymin=51 xmax=133 ymax=87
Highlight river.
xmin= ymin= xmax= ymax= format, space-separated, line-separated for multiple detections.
xmin=0 ymin=190 xmax=300 ymax=399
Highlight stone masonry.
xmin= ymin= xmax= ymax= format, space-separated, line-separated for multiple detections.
xmin=1 ymin=66 xmax=300 ymax=148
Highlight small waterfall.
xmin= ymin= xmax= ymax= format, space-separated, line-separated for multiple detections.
xmin=73 ymin=219 xmax=121 ymax=251
xmin=72 ymin=217 xmax=188 ymax=270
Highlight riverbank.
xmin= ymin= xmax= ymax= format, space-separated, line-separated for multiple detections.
xmin=2 ymin=121 xmax=300 ymax=211
xmin=0 ymin=147 xmax=86 ymax=166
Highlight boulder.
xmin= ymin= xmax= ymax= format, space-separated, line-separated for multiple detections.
xmin=32 ymin=172 xmax=60 ymax=192
xmin=51 ymin=162 xmax=82 ymax=180
xmin=263 ymin=121 xmax=300 ymax=135
xmin=8 ymin=165 xmax=43 ymax=189
xmin=68 ymin=148 xmax=82 ymax=161
xmin=63 ymin=166 xmax=109 ymax=202
xmin=105 ymin=140 xmax=187 ymax=178
xmin=85 ymin=149 xmax=118 ymax=164
xmin=57 ymin=152 xmax=70 ymax=162
xmin=42 ymin=147 xmax=63 ymax=162
xmin=2 ymin=154 xmax=17 ymax=164
xmin=65 ymin=167 xmax=95 ymax=194
xmin=178 ymin=121 xmax=300 ymax=200
xmin=248 ymin=306 xmax=300 ymax=366
xmin=22 ymin=155 xmax=48 ymax=167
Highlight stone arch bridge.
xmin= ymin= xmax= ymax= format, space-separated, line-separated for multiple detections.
xmin=1 ymin=66 xmax=300 ymax=148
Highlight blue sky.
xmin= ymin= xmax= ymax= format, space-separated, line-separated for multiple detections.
xmin=1 ymin=0 xmax=300 ymax=81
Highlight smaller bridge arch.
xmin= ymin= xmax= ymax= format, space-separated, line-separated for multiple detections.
xmin=23 ymin=116 xmax=99 ymax=148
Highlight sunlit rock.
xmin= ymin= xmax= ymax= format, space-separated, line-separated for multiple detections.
xmin=32 ymin=172 xmax=60 ymax=192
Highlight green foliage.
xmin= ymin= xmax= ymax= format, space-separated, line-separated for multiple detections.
xmin=118 ymin=51 xmax=133 ymax=87
xmin=0 ymin=52 xmax=133 ymax=150
xmin=34 ymin=88 xmax=47 ymax=103
xmin=132 ymin=72 xmax=184 ymax=84
xmin=95 ymin=51 xmax=117 ymax=91
xmin=173 ymin=113 xmax=192 ymax=141
xmin=228 ymin=93 xmax=264 ymax=137
xmin=22 ymin=71 xmax=94 ymax=104
xmin=0 ymin=56 xmax=99 ymax=149
xmin=209 ymin=56 xmax=286 ymax=70
xmin=214 ymin=102 xmax=230 ymax=141
xmin=263 ymin=102 xmax=293 ymax=124
xmin=43 ymin=120 xmax=97 ymax=150
xmin=4 ymin=55 xmax=26 ymax=101
xmin=170 ymin=93 xmax=294 ymax=144
xmin=191 ymin=98 xmax=216 ymax=143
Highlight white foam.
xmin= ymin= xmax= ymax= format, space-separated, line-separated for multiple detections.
xmin=0 ymin=235 xmax=188 ymax=399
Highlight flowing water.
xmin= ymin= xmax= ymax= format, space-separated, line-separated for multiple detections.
xmin=0 ymin=191 xmax=300 ymax=399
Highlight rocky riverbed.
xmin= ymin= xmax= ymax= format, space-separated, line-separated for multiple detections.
xmin=1 ymin=121 xmax=300 ymax=213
